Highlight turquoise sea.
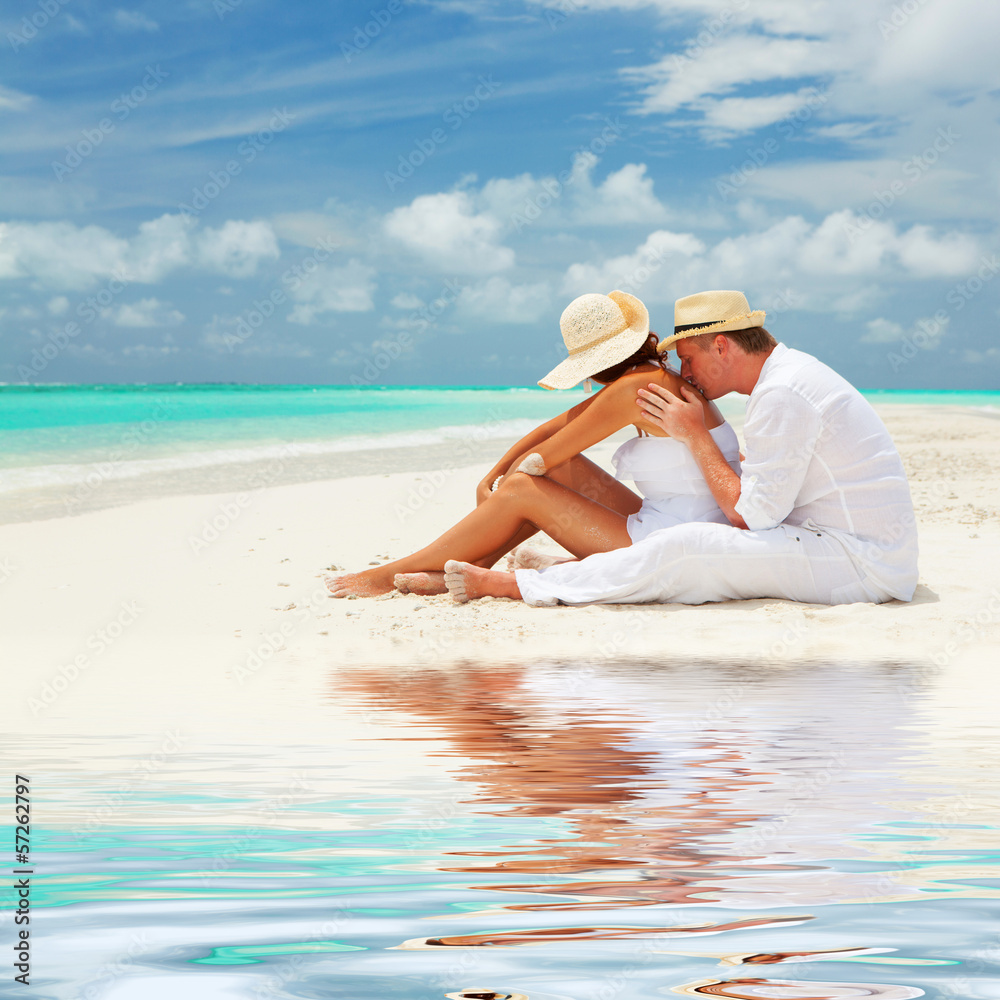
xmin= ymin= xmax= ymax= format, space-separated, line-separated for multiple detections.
xmin=1 ymin=385 xmax=998 ymax=515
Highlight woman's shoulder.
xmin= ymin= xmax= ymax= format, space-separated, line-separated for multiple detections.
xmin=604 ymin=364 xmax=682 ymax=392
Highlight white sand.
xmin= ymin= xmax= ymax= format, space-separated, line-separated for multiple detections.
xmin=5 ymin=404 xmax=999 ymax=740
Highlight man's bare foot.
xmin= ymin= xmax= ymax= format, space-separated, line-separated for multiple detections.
xmin=443 ymin=560 xmax=522 ymax=604
xmin=394 ymin=571 xmax=447 ymax=596
xmin=505 ymin=544 xmax=575 ymax=572
xmin=326 ymin=569 xmax=394 ymax=598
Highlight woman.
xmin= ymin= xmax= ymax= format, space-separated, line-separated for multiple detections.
xmin=328 ymin=290 xmax=740 ymax=598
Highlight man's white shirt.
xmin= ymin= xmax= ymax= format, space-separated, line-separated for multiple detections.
xmin=735 ymin=344 xmax=918 ymax=601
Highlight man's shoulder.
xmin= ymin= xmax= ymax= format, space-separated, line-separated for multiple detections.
xmin=756 ymin=344 xmax=861 ymax=405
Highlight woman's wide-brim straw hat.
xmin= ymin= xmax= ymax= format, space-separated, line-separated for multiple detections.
xmin=538 ymin=290 xmax=650 ymax=390
xmin=656 ymin=290 xmax=765 ymax=353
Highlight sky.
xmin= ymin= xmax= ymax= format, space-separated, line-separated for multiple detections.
xmin=1 ymin=0 xmax=998 ymax=388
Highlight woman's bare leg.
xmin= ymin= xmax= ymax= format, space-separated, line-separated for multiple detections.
xmin=329 ymin=472 xmax=634 ymax=597
xmin=503 ymin=454 xmax=641 ymax=571
xmin=394 ymin=455 xmax=641 ymax=593
xmin=546 ymin=453 xmax=642 ymax=515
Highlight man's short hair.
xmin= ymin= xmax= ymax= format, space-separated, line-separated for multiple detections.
xmin=688 ymin=326 xmax=776 ymax=355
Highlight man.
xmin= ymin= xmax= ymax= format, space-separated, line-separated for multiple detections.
xmin=444 ymin=289 xmax=918 ymax=607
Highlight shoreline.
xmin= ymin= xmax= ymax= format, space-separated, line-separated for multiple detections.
xmin=4 ymin=403 xmax=999 ymax=734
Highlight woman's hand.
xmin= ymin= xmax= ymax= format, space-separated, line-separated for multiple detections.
xmin=476 ymin=474 xmax=499 ymax=505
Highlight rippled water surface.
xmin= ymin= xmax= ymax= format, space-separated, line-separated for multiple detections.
xmin=7 ymin=660 xmax=1000 ymax=999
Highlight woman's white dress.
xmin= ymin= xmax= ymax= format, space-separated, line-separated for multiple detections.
xmin=612 ymin=423 xmax=742 ymax=542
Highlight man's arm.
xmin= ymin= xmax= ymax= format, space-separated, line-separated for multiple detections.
xmin=733 ymin=386 xmax=821 ymax=531
xmin=636 ymin=382 xmax=747 ymax=528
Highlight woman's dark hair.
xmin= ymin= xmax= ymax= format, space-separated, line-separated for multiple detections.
xmin=591 ymin=332 xmax=668 ymax=384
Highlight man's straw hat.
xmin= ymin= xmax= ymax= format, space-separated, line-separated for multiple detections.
xmin=538 ymin=290 xmax=650 ymax=390
xmin=656 ymin=290 xmax=765 ymax=353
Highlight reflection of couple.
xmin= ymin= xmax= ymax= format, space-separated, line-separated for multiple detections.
xmin=329 ymin=288 xmax=918 ymax=607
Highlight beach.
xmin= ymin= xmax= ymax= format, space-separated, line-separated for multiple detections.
xmin=5 ymin=393 xmax=1000 ymax=999
xmin=5 ymin=400 xmax=999 ymax=740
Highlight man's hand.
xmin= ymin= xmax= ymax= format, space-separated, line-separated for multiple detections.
xmin=637 ymin=382 xmax=708 ymax=444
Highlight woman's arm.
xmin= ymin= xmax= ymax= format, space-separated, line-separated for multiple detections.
xmin=506 ymin=367 xmax=705 ymax=478
xmin=476 ymin=393 xmax=600 ymax=503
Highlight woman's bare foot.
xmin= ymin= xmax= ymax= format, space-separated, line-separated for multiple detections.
xmin=443 ymin=560 xmax=522 ymax=604
xmin=326 ymin=569 xmax=394 ymax=598
xmin=505 ymin=544 xmax=575 ymax=572
xmin=394 ymin=571 xmax=447 ymax=596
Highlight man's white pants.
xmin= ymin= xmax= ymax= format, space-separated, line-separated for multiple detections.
xmin=515 ymin=521 xmax=886 ymax=607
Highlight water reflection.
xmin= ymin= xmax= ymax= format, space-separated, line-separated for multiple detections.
xmin=337 ymin=661 xmax=931 ymax=920
xmin=444 ymin=991 xmax=527 ymax=1000
xmin=672 ymin=979 xmax=924 ymax=998
xmin=397 ymin=916 xmax=812 ymax=950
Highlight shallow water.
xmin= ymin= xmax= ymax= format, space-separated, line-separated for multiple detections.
xmin=6 ymin=659 xmax=1000 ymax=999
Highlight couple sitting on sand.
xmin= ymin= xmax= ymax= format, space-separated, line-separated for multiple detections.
xmin=329 ymin=288 xmax=918 ymax=608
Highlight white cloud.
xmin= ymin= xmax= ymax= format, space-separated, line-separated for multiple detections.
xmin=860 ymin=317 xmax=904 ymax=344
xmin=962 ymin=347 xmax=1000 ymax=366
xmin=0 ymin=215 xmax=281 ymax=290
xmin=128 ymin=214 xmax=195 ymax=283
xmin=196 ymin=220 xmax=280 ymax=278
xmin=861 ymin=314 xmax=950 ymax=349
xmin=113 ymin=9 xmax=159 ymax=31
xmin=113 ymin=298 xmax=185 ymax=328
xmin=563 ymin=229 xmax=706 ymax=301
xmin=383 ymin=190 xmax=514 ymax=274
xmin=47 ymin=296 xmax=69 ymax=315
xmin=270 ymin=211 xmax=350 ymax=250
xmin=562 ymin=212 xmax=983 ymax=312
xmin=571 ymin=156 xmax=670 ymax=225
xmin=624 ymin=35 xmax=830 ymax=118
xmin=0 ymin=221 xmax=129 ymax=290
xmin=726 ymin=159 xmax=977 ymax=221
xmin=698 ymin=89 xmax=826 ymax=136
xmin=0 ymin=85 xmax=34 ymax=113
xmin=287 ymin=259 xmax=377 ymax=325
xmin=454 ymin=277 xmax=552 ymax=324
xmin=391 ymin=292 xmax=424 ymax=309
xmin=895 ymin=225 xmax=981 ymax=277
